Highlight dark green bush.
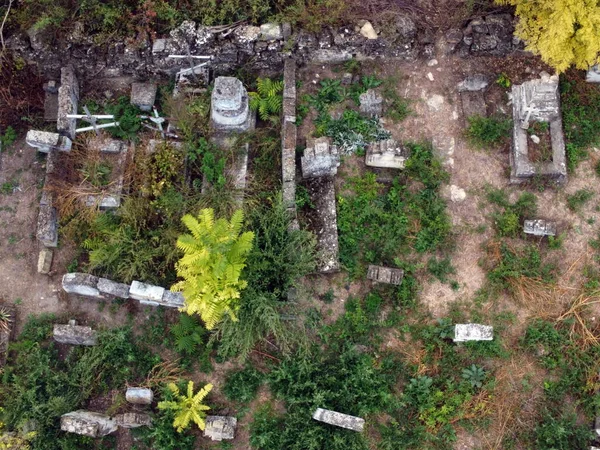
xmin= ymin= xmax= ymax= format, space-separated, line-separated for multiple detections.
xmin=223 ymin=366 xmax=264 ymax=403
xmin=566 ymin=189 xmax=594 ymax=212
xmin=534 ymin=411 xmax=592 ymax=450
xmin=465 ymin=115 xmax=512 ymax=149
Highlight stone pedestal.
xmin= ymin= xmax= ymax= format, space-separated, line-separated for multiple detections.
xmin=210 ymin=77 xmax=255 ymax=133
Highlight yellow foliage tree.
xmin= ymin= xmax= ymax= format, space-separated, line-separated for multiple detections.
xmin=157 ymin=381 xmax=213 ymax=432
xmin=496 ymin=0 xmax=600 ymax=72
xmin=172 ymin=208 xmax=254 ymax=329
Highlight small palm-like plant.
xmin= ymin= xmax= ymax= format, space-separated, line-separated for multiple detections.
xmin=0 ymin=307 xmax=13 ymax=334
xmin=249 ymin=78 xmax=283 ymax=122
xmin=462 ymin=364 xmax=486 ymax=388
xmin=157 ymin=381 xmax=213 ymax=432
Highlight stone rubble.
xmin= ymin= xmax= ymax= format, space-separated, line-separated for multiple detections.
xmin=204 ymin=415 xmax=237 ymax=441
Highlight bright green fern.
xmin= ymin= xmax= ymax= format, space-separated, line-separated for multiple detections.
xmin=249 ymin=78 xmax=283 ymax=122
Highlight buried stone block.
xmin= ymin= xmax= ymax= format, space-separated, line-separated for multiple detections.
xmin=61 ymin=411 xmax=117 ymax=437
xmin=97 ymin=278 xmax=130 ymax=299
xmin=37 ymin=204 xmax=58 ymax=247
xmin=114 ymin=412 xmax=152 ymax=429
xmin=523 ymin=219 xmax=557 ymax=237
xmin=37 ymin=248 xmax=53 ymax=274
xmin=130 ymin=281 xmax=165 ymax=305
xmin=301 ymin=137 xmax=340 ymax=178
xmin=126 ymin=387 xmax=153 ymax=405
xmin=26 ymin=130 xmax=72 ymax=153
xmin=204 ymin=416 xmax=237 ymax=441
xmin=365 ymin=139 xmax=409 ymax=169
xmin=312 ymin=408 xmax=365 ymax=432
xmin=211 ymin=77 xmax=255 ymax=133
xmin=359 ymin=89 xmax=383 ymax=117
xmin=366 ymin=265 xmax=404 ymax=285
xmin=62 ymin=273 xmax=102 ymax=298
xmin=131 ymin=83 xmax=157 ymax=112
xmin=54 ymin=320 xmax=98 ymax=346
xmin=57 ymin=65 xmax=79 ymax=139
xmin=453 ymin=324 xmax=494 ymax=342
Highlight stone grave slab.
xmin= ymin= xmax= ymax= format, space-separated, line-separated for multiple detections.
xmin=62 ymin=273 xmax=101 ymax=298
xmin=115 ymin=412 xmax=152 ymax=429
xmin=130 ymin=281 xmax=165 ymax=305
xmin=61 ymin=411 xmax=117 ymax=437
xmin=523 ymin=220 xmax=557 ymax=237
xmin=367 ymin=265 xmax=404 ymax=285
xmin=130 ymin=83 xmax=157 ymax=112
xmin=312 ymin=408 xmax=364 ymax=432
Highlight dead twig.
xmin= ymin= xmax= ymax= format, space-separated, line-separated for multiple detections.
xmin=0 ymin=0 xmax=13 ymax=50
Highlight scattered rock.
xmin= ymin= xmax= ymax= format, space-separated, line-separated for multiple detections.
xmin=530 ymin=134 xmax=540 ymax=144
xmin=37 ymin=248 xmax=53 ymax=274
xmin=427 ymin=59 xmax=438 ymax=67
xmin=449 ymin=185 xmax=466 ymax=202
xmin=427 ymin=72 xmax=434 ymax=81
xmin=360 ymin=22 xmax=378 ymax=40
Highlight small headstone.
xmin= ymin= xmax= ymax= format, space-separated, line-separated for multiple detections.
xmin=61 ymin=411 xmax=117 ymax=437
xmin=449 ymin=185 xmax=466 ymax=202
xmin=151 ymin=38 xmax=168 ymax=54
xmin=130 ymin=83 xmax=157 ymax=112
xmin=97 ymin=278 xmax=130 ymax=299
xmin=359 ymin=89 xmax=383 ymax=117
xmin=62 ymin=273 xmax=101 ymax=298
xmin=37 ymin=248 xmax=53 ymax=274
xmin=126 ymin=387 xmax=153 ymax=405
xmin=453 ymin=324 xmax=493 ymax=342
xmin=54 ymin=320 xmax=98 ymax=346
xmin=129 ymin=281 xmax=165 ymax=305
xmin=114 ymin=412 xmax=152 ymax=429
xmin=312 ymin=408 xmax=365 ymax=432
xmin=366 ymin=139 xmax=409 ymax=169
xmin=523 ymin=220 xmax=557 ymax=237
xmin=26 ymin=130 xmax=71 ymax=153
xmin=204 ymin=416 xmax=237 ymax=441
xmin=301 ymin=137 xmax=340 ymax=178
xmin=57 ymin=66 xmax=79 ymax=139
xmin=367 ymin=265 xmax=404 ymax=285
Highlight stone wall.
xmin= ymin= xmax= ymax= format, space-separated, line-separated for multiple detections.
xmin=281 ymin=58 xmax=298 ymax=225
xmin=448 ymin=14 xmax=523 ymax=57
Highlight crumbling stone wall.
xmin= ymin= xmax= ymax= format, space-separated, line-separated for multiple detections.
xmin=281 ymin=58 xmax=298 ymax=225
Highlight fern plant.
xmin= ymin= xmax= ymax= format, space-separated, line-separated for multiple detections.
xmin=172 ymin=209 xmax=254 ymax=329
xmin=157 ymin=381 xmax=213 ymax=432
xmin=249 ymin=78 xmax=283 ymax=122
xmin=170 ymin=314 xmax=206 ymax=355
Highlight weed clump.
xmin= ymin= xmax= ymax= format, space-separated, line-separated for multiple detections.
xmin=465 ymin=115 xmax=512 ymax=149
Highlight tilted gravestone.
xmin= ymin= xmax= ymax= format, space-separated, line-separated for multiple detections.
xmin=61 ymin=411 xmax=117 ymax=437
xmin=312 ymin=408 xmax=365 ymax=432
xmin=453 ymin=324 xmax=493 ymax=342
xmin=53 ymin=320 xmax=98 ymax=346
xmin=26 ymin=130 xmax=72 ymax=153
xmin=204 ymin=416 xmax=237 ymax=441
xmin=365 ymin=139 xmax=409 ymax=169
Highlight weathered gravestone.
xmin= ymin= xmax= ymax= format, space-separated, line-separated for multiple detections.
xmin=204 ymin=416 xmax=237 ymax=441
xmin=114 ymin=412 xmax=152 ymax=429
xmin=210 ymin=77 xmax=255 ymax=133
xmin=62 ymin=273 xmax=102 ymax=298
xmin=44 ymin=80 xmax=59 ymax=122
xmin=129 ymin=281 xmax=165 ymax=305
xmin=37 ymin=248 xmax=53 ymax=274
xmin=359 ymin=89 xmax=383 ymax=117
xmin=453 ymin=324 xmax=494 ymax=342
xmin=365 ymin=139 xmax=409 ymax=169
xmin=26 ymin=130 xmax=72 ymax=153
xmin=37 ymin=203 xmax=58 ymax=248
xmin=125 ymin=387 xmax=153 ymax=405
xmin=97 ymin=278 xmax=130 ymax=299
xmin=367 ymin=265 xmax=404 ymax=285
xmin=61 ymin=411 xmax=117 ymax=437
xmin=301 ymin=137 xmax=340 ymax=178
xmin=130 ymin=83 xmax=157 ymax=112
xmin=53 ymin=320 xmax=98 ymax=346
xmin=312 ymin=408 xmax=365 ymax=432
xmin=523 ymin=220 xmax=557 ymax=237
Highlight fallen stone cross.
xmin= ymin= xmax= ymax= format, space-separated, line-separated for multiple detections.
xmin=523 ymin=220 xmax=556 ymax=237
xmin=453 ymin=324 xmax=493 ymax=342
xmin=204 ymin=415 xmax=237 ymax=441
xmin=53 ymin=320 xmax=98 ymax=346
xmin=367 ymin=265 xmax=404 ymax=285
xmin=61 ymin=411 xmax=117 ymax=437
xmin=312 ymin=408 xmax=365 ymax=432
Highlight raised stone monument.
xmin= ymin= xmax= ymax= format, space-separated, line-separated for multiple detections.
xmin=365 ymin=139 xmax=409 ymax=169
xmin=301 ymin=137 xmax=340 ymax=178
xmin=204 ymin=416 xmax=237 ymax=441
xmin=510 ymin=73 xmax=567 ymax=185
xmin=210 ymin=77 xmax=255 ymax=133
xmin=312 ymin=408 xmax=364 ymax=432
xmin=453 ymin=324 xmax=493 ymax=342
xmin=367 ymin=265 xmax=404 ymax=285
xmin=54 ymin=320 xmax=98 ymax=346
xmin=26 ymin=130 xmax=71 ymax=153
xmin=61 ymin=411 xmax=117 ymax=437
xmin=523 ymin=220 xmax=557 ymax=237
xmin=130 ymin=83 xmax=157 ymax=112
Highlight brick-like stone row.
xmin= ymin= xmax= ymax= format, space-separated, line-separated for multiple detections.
xmin=62 ymin=273 xmax=185 ymax=309
xmin=281 ymin=58 xmax=297 ymax=226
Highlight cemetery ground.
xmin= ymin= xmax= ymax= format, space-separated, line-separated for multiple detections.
xmin=2 ymin=50 xmax=600 ymax=450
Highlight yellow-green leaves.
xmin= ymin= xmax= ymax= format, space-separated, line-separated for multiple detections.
xmin=497 ymin=0 xmax=600 ymax=72
xmin=157 ymin=381 xmax=213 ymax=432
xmin=172 ymin=208 xmax=254 ymax=329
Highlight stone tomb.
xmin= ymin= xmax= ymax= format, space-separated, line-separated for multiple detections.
xmin=453 ymin=324 xmax=494 ymax=342
xmin=312 ymin=408 xmax=365 ymax=432
xmin=26 ymin=130 xmax=72 ymax=153
xmin=301 ymin=137 xmax=340 ymax=178
xmin=510 ymin=73 xmax=567 ymax=185
xmin=365 ymin=139 xmax=409 ymax=169
xmin=204 ymin=415 xmax=237 ymax=441
xmin=53 ymin=320 xmax=98 ymax=346
xmin=367 ymin=265 xmax=404 ymax=285
xmin=523 ymin=219 xmax=557 ymax=237
xmin=210 ymin=77 xmax=255 ymax=133
xmin=61 ymin=411 xmax=117 ymax=437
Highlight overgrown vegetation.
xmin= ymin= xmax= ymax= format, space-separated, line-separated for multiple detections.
xmin=486 ymin=187 xmax=537 ymax=237
xmin=465 ymin=115 xmax=512 ymax=149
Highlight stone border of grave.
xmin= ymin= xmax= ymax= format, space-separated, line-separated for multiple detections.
xmin=281 ymin=58 xmax=298 ymax=228
xmin=62 ymin=273 xmax=185 ymax=309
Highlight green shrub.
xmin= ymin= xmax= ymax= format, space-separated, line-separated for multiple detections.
xmin=249 ymin=78 xmax=284 ymax=122
xmin=566 ymin=189 xmax=593 ymax=212
xmin=534 ymin=411 xmax=592 ymax=450
xmin=427 ymin=257 xmax=456 ymax=284
xmin=1 ymin=126 xmax=17 ymax=148
xmin=465 ymin=115 xmax=512 ymax=149
xmin=486 ymin=188 xmax=537 ymax=237
xmin=223 ymin=366 xmax=264 ymax=403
